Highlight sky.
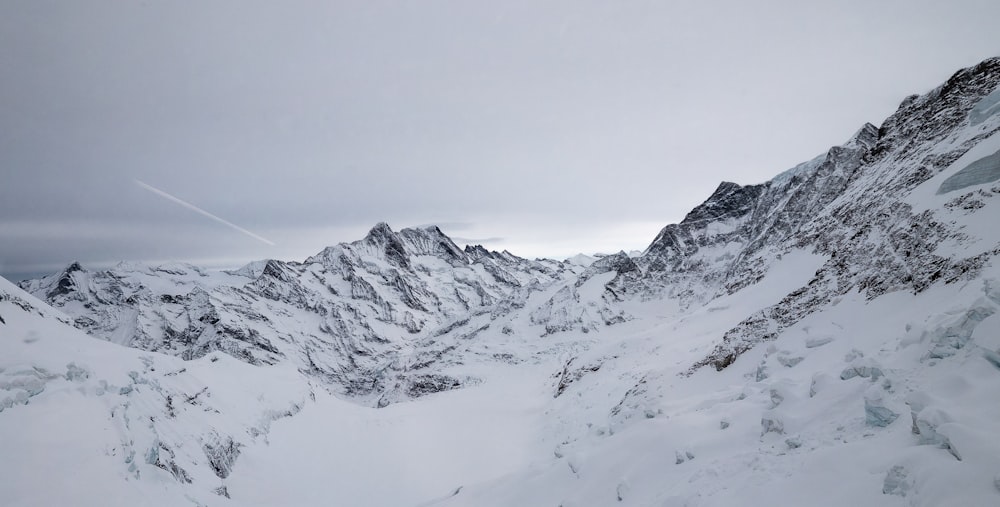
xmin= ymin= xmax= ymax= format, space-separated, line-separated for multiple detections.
xmin=1 ymin=0 xmax=999 ymax=281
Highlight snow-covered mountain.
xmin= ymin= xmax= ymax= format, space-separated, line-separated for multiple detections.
xmin=4 ymin=57 xmax=1000 ymax=506
xmin=17 ymin=224 xmax=580 ymax=407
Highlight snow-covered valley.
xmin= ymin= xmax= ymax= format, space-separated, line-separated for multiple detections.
xmin=4 ymin=57 xmax=1000 ymax=506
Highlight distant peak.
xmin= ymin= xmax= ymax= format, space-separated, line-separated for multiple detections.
xmin=679 ymin=181 xmax=765 ymax=225
xmin=845 ymin=122 xmax=879 ymax=149
xmin=897 ymin=94 xmax=920 ymax=111
xmin=398 ymin=225 xmax=467 ymax=264
xmin=366 ymin=222 xmax=395 ymax=239
xmin=361 ymin=222 xmax=409 ymax=268
xmin=259 ymin=259 xmax=292 ymax=282
xmin=464 ymin=244 xmax=493 ymax=263
xmin=464 ymin=244 xmax=489 ymax=255
xmin=589 ymin=250 xmax=638 ymax=275
xmin=713 ymin=181 xmax=743 ymax=194
xmin=699 ymin=181 xmax=749 ymax=207
xmin=398 ymin=224 xmax=448 ymax=242
xmin=46 ymin=261 xmax=85 ymax=299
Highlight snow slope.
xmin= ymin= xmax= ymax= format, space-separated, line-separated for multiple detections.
xmin=0 ymin=276 xmax=310 ymax=506
xmin=431 ymin=263 xmax=1000 ymax=507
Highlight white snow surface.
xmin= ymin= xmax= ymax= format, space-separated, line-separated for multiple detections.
xmin=4 ymin=252 xmax=1000 ymax=506
xmin=0 ymin=276 xmax=310 ymax=507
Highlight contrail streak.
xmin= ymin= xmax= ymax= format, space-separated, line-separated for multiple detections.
xmin=135 ymin=180 xmax=275 ymax=246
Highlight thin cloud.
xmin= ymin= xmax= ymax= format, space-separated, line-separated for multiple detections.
xmin=135 ymin=180 xmax=275 ymax=246
xmin=452 ymin=237 xmax=505 ymax=245
xmin=414 ymin=222 xmax=477 ymax=231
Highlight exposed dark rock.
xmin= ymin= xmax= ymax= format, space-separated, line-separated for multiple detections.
xmin=554 ymin=359 xmax=602 ymax=398
xmin=404 ymin=374 xmax=462 ymax=398
xmin=364 ymin=222 xmax=411 ymax=269
xmin=203 ymin=434 xmax=242 ymax=479
xmin=46 ymin=261 xmax=84 ymax=299
xmin=146 ymin=441 xmax=192 ymax=484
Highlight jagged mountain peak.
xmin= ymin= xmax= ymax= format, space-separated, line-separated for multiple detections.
xmin=872 ymin=56 xmax=1000 ymax=162
xmin=63 ymin=260 xmax=85 ymax=274
xmin=463 ymin=243 xmax=535 ymax=266
xmin=358 ymin=221 xmax=411 ymax=268
xmin=366 ymin=221 xmax=394 ymax=238
xmin=44 ymin=260 xmax=87 ymax=300
xmin=323 ymin=222 xmax=471 ymax=269
xmin=462 ymin=244 xmax=503 ymax=263
xmin=258 ymin=259 xmax=293 ymax=281
xmin=228 ymin=259 xmax=271 ymax=278
xmin=621 ymin=55 xmax=1000 ymax=339
xmin=845 ymin=121 xmax=879 ymax=149
xmin=397 ymin=225 xmax=467 ymax=265
xmin=661 ymin=120 xmax=880 ymax=246
xmin=911 ymin=56 xmax=1000 ymax=111
xmin=464 ymin=244 xmax=491 ymax=261
xmin=587 ymin=251 xmax=638 ymax=277
xmin=680 ymin=181 xmax=766 ymax=225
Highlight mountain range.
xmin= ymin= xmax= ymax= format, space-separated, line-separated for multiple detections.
xmin=3 ymin=57 xmax=1000 ymax=506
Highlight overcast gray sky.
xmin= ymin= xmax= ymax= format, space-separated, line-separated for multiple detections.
xmin=2 ymin=0 xmax=999 ymax=280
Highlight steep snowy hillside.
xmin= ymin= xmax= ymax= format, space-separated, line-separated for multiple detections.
xmin=606 ymin=57 xmax=1000 ymax=375
xmin=436 ymin=269 xmax=1000 ymax=506
xmin=430 ymin=56 xmax=1000 ymax=507
xmin=4 ymin=57 xmax=1000 ymax=507
xmin=0 ymin=276 xmax=310 ymax=505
